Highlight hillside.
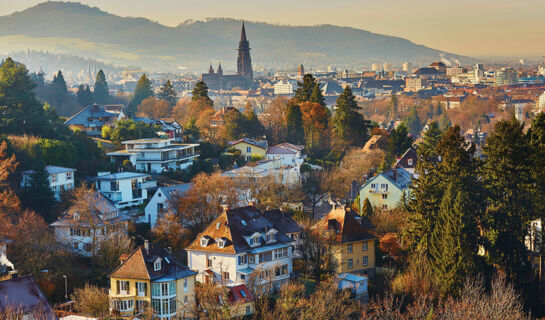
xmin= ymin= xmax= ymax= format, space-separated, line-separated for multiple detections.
xmin=0 ymin=2 xmax=467 ymax=72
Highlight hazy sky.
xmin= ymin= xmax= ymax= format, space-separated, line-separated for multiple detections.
xmin=1 ymin=0 xmax=545 ymax=57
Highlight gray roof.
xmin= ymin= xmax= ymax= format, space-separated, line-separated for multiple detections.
xmin=64 ymin=104 xmax=119 ymax=126
xmin=22 ymin=165 xmax=76 ymax=175
xmin=156 ymin=183 xmax=194 ymax=201
xmin=263 ymin=209 xmax=302 ymax=234
xmin=94 ymin=172 xmax=149 ymax=181
xmin=0 ymin=275 xmax=57 ymax=320
xmin=361 ymin=167 xmax=413 ymax=191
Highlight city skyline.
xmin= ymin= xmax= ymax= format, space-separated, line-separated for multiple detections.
xmin=1 ymin=0 xmax=545 ymax=58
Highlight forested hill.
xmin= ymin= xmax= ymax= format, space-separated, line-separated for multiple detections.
xmin=0 ymin=2 xmax=465 ymax=71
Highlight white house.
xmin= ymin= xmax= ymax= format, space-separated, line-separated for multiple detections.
xmin=49 ymin=192 xmax=130 ymax=256
xmin=186 ymin=206 xmax=298 ymax=289
xmin=94 ymin=172 xmax=157 ymax=209
xmin=359 ymin=168 xmax=413 ymax=211
xmin=266 ymin=143 xmax=305 ymax=166
xmin=21 ymin=166 xmax=76 ymax=201
xmin=106 ymin=139 xmax=199 ymax=173
xmin=223 ymin=158 xmax=301 ymax=186
xmin=144 ymin=183 xmax=194 ymax=228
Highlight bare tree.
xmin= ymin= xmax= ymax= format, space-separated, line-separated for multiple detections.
xmin=70 ymin=284 xmax=109 ymax=318
xmin=298 ymin=224 xmax=338 ymax=284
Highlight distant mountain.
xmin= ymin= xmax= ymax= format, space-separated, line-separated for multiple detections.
xmin=0 ymin=2 xmax=467 ymax=72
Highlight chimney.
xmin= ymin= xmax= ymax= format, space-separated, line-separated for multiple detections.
xmin=144 ymin=240 xmax=150 ymax=254
xmin=8 ymin=270 xmax=18 ymax=279
xmin=392 ymin=168 xmax=397 ymax=182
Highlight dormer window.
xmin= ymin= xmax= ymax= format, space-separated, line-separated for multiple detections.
xmin=266 ymin=229 xmax=278 ymax=243
xmin=217 ymin=238 xmax=226 ymax=248
xmin=154 ymin=259 xmax=162 ymax=271
xmin=251 ymin=235 xmax=261 ymax=246
xmin=200 ymin=236 xmax=210 ymax=247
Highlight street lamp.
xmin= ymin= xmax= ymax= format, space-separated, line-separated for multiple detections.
xmin=63 ymin=275 xmax=68 ymax=300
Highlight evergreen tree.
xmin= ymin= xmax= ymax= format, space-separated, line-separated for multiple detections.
xmin=20 ymin=161 xmax=56 ymax=222
xmin=157 ymin=80 xmax=177 ymax=106
xmin=128 ymin=74 xmax=153 ymax=115
xmin=439 ymin=112 xmax=451 ymax=129
xmin=388 ymin=122 xmax=413 ymax=156
xmin=294 ymin=74 xmax=317 ymax=103
xmin=192 ymin=80 xmax=213 ymax=106
xmin=332 ymin=86 xmax=369 ymax=148
xmin=224 ymin=109 xmax=246 ymax=140
xmin=286 ymin=102 xmax=305 ymax=145
xmin=242 ymin=103 xmax=265 ymax=138
xmin=77 ymin=85 xmax=94 ymax=107
xmin=528 ymin=112 xmax=545 ymax=223
xmin=49 ymin=70 xmax=68 ymax=111
xmin=0 ymin=58 xmax=54 ymax=137
xmin=405 ymin=106 xmax=422 ymax=136
xmin=309 ymin=83 xmax=325 ymax=106
xmin=94 ymin=69 xmax=109 ymax=104
xmin=481 ymin=118 xmax=535 ymax=282
xmin=389 ymin=95 xmax=398 ymax=119
xmin=419 ymin=121 xmax=443 ymax=156
xmin=361 ymin=198 xmax=373 ymax=217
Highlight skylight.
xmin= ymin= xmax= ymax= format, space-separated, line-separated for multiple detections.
xmin=241 ymin=220 xmax=247 ymax=226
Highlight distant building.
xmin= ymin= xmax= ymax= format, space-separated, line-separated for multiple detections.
xmin=383 ymin=62 xmax=393 ymax=72
xmin=273 ymin=80 xmax=296 ymax=95
xmin=474 ymin=63 xmax=485 ymax=83
xmin=94 ymin=172 xmax=157 ymax=209
xmin=21 ymin=166 xmax=76 ymax=201
xmin=393 ymin=146 xmax=417 ymax=175
xmin=144 ymin=184 xmax=194 ymax=228
xmin=335 ymin=273 xmax=368 ymax=300
xmin=496 ymin=68 xmax=518 ymax=86
xmin=210 ymin=107 xmax=241 ymax=128
xmin=402 ymin=62 xmax=412 ymax=73
xmin=201 ymin=22 xmax=253 ymax=90
xmin=538 ymin=91 xmax=545 ymax=112
xmin=405 ymin=77 xmax=424 ymax=92
xmin=371 ymin=63 xmax=381 ymax=72
xmin=0 ymin=275 xmax=57 ymax=320
xmin=107 ymin=139 xmax=199 ymax=173
xmin=64 ymin=103 xmax=125 ymax=136
xmin=297 ymin=64 xmax=305 ymax=77
xmin=359 ymin=167 xmax=412 ymax=211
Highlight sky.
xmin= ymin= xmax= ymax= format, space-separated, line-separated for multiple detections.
xmin=1 ymin=0 xmax=545 ymax=58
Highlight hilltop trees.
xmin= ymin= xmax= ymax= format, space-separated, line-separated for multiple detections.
xmin=157 ymin=79 xmax=177 ymax=106
xmin=294 ymin=74 xmax=318 ymax=103
xmin=93 ymin=69 xmax=109 ymax=104
xmin=77 ymin=84 xmax=94 ymax=107
xmin=128 ymin=74 xmax=153 ymax=115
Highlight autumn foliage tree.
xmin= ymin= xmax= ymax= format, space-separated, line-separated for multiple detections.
xmin=137 ymin=96 xmax=172 ymax=119
xmin=300 ymin=101 xmax=330 ymax=157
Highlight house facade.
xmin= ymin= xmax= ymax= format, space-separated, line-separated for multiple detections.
xmin=21 ymin=166 xmax=76 ymax=201
xmin=107 ymin=139 xmax=199 ymax=173
xmin=49 ymin=192 xmax=130 ymax=256
xmin=109 ymin=241 xmax=197 ymax=319
xmin=223 ymin=158 xmax=301 ymax=186
xmin=265 ymin=143 xmax=305 ymax=166
xmin=186 ymin=206 xmax=297 ymax=290
xmin=314 ymin=207 xmax=377 ymax=276
xmin=359 ymin=167 xmax=412 ymax=211
xmin=228 ymin=138 xmax=267 ymax=162
xmin=94 ymin=172 xmax=156 ymax=209
xmin=393 ymin=147 xmax=417 ymax=175
xmin=144 ymin=183 xmax=194 ymax=228
xmin=64 ymin=103 xmax=124 ymax=135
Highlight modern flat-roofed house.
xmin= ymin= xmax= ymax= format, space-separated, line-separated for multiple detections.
xmin=0 ymin=275 xmax=57 ymax=320
xmin=186 ymin=206 xmax=295 ymax=289
xmin=64 ymin=103 xmax=124 ymax=135
xmin=107 ymin=139 xmax=199 ymax=173
xmin=144 ymin=183 xmax=194 ymax=228
xmin=108 ymin=241 xmax=197 ymax=319
xmin=49 ymin=191 xmax=130 ymax=256
xmin=94 ymin=172 xmax=157 ymax=209
xmin=21 ymin=166 xmax=76 ymax=201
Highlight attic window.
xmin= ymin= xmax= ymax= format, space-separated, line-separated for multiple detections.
xmin=241 ymin=220 xmax=247 ymax=226
xmin=200 ymin=237 xmax=209 ymax=247
xmin=217 ymin=238 xmax=226 ymax=248
xmin=240 ymin=289 xmax=247 ymax=298
xmin=251 ymin=235 xmax=261 ymax=246
xmin=154 ymin=259 xmax=161 ymax=271
xmin=216 ymin=222 xmax=221 ymax=229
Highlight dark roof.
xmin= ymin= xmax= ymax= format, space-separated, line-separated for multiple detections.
xmin=314 ymin=207 xmax=377 ymax=243
xmin=228 ymin=284 xmax=254 ymax=304
xmin=413 ymin=67 xmax=442 ymax=76
xmin=228 ymin=138 xmax=268 ymax=150
xmin=155 ymin=183 xmax=194 ymax=202
xmin=64 ymin=104 xmax=119 ymax=126
xmin=186 ymin=206 xmax=293 ymax=254
xmin=110 ymin=242 xmax=196 ymax=280
xmin=263 ymin=209 xmax=302 ymax=234
xmin=0 ymin=275 xmax=57 ymax=320
xmin=393 ymin=146 xmax=417 ymax=170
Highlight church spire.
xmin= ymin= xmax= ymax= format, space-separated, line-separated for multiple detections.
xmin=217 ymin=62 xmax=223 ymax=75
xmin=208 ymin=63 xmax=214 ymax=74
xmin=240 ymin=21 xmax=247 ymax=42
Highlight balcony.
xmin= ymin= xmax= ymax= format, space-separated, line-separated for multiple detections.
xmin=368 ymin=189 xmax=388 ymax=194
xmin=139 ymin=181 xmax=157 ymax=189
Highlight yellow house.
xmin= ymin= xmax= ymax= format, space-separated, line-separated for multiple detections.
xmin=314 ymin=207 xmax=377 ymax=277
xmin=228 ymin=138 xmax=267 ymax=162
xmin=109 ymin=240 xmax=197 ymax=319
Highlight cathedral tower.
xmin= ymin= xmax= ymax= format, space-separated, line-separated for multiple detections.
xmin=237 ymin=22 xmax=253 ymax=79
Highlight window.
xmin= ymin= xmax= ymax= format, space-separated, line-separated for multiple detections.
xmin=152 ymin=298 xmax=160 ymax=314
xmin=273 ymin=247 xmax=288 ymax=259
xmin=381 ymin=184 xmax=388 ymax=191
xmin=258 ymin=252 xmax=272 ymax=263
xmin=251 ymin=235 xmax=261 ymax=246
xmin=157 ymin=203 xmax=164 ymax=212
xmin=238 ymin=254 xmax=247 ymax=265
xmin=184 ymin=296 xmax=188 ymax=304
xmin=154 ymin=259 xmax=161 ymax=271
xmin=246 ymin=306 xmax=251 ymax=315
xmin=382 ymin=194 xmax=388 ymax=199
xmin=348 ymin=259 xmax=353 ymax=269
xmin=201 ymin=237 xmax=209 ymax=247
xmin=249 ymin=254 xmax=255 ymax=264
xmin=137 ymin=282 xmax=147 ymax=296
xmin=162 ymin=299 xmax=169 ymax=315
xmin=240 ymin=289 xmax=247 ymax=298
xmin=183 ymin=278 xmax=188 ymax=292
xmin=51 ymin=174 xmax=57 ymax=183
xmin=169 ymin=281 xmax=176 ymax=295
xmin=363 ymin=256 xmax=369 ymax=266
xmin=207 ymin=258 xmax=213 ymax=268
xmin=247 ymin=146 xmax=252 ymax=153
xmin=115 ymin=299 xmax=134 ymax=311
xmin=363 ymin=242 xmax=368 ymax=251
xmin=66 ymin=171 xmax=72 ymax=180
xmin=217 ymin=239 xmax=225 ymax=248
xmin=222 ymin=272 xmax=230 ymax=281
xmin=370 ymin=183 xmax=376 ymax=189
xmin=136 ymin=300 xmax=147 ymax=313
xmin=169 ymin=297 xmax=176 ymax=314
xmin=408 ymin=159 xmax=413 ymax=166
xmin=266 ymin=233 xmax=277 ymax=243
xmin=382 ymin=204 xmax=388 ymax=210
xmin=110 ymin=181 xmax=119 ymax=191
xmin=347 ymin=244 xmax=353 ymax=253
xmin=119 ymin=281 xmax=129 ymax=294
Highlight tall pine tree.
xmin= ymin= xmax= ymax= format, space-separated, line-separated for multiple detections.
xmin=332 ymin=86 xmax=369 ymax=148
xmin=294 ymin=74 xmax=317 ymax=103
xmin=94 ymin=69 xmax=109 ymax=104
xmin=20 ymin=161 xmax=56 ymax=222
xmin=309 ymin=83 xmax=325 ymax=106
xmin=128 ymin=74 xmax=153 ymax=115
xmin=286 ymin=101 xmax=305 ymax=145
xmin=157 ymin=80 xmax=177 ymax=106
xmin=191 ymin=80 xmax=213 ymax=106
